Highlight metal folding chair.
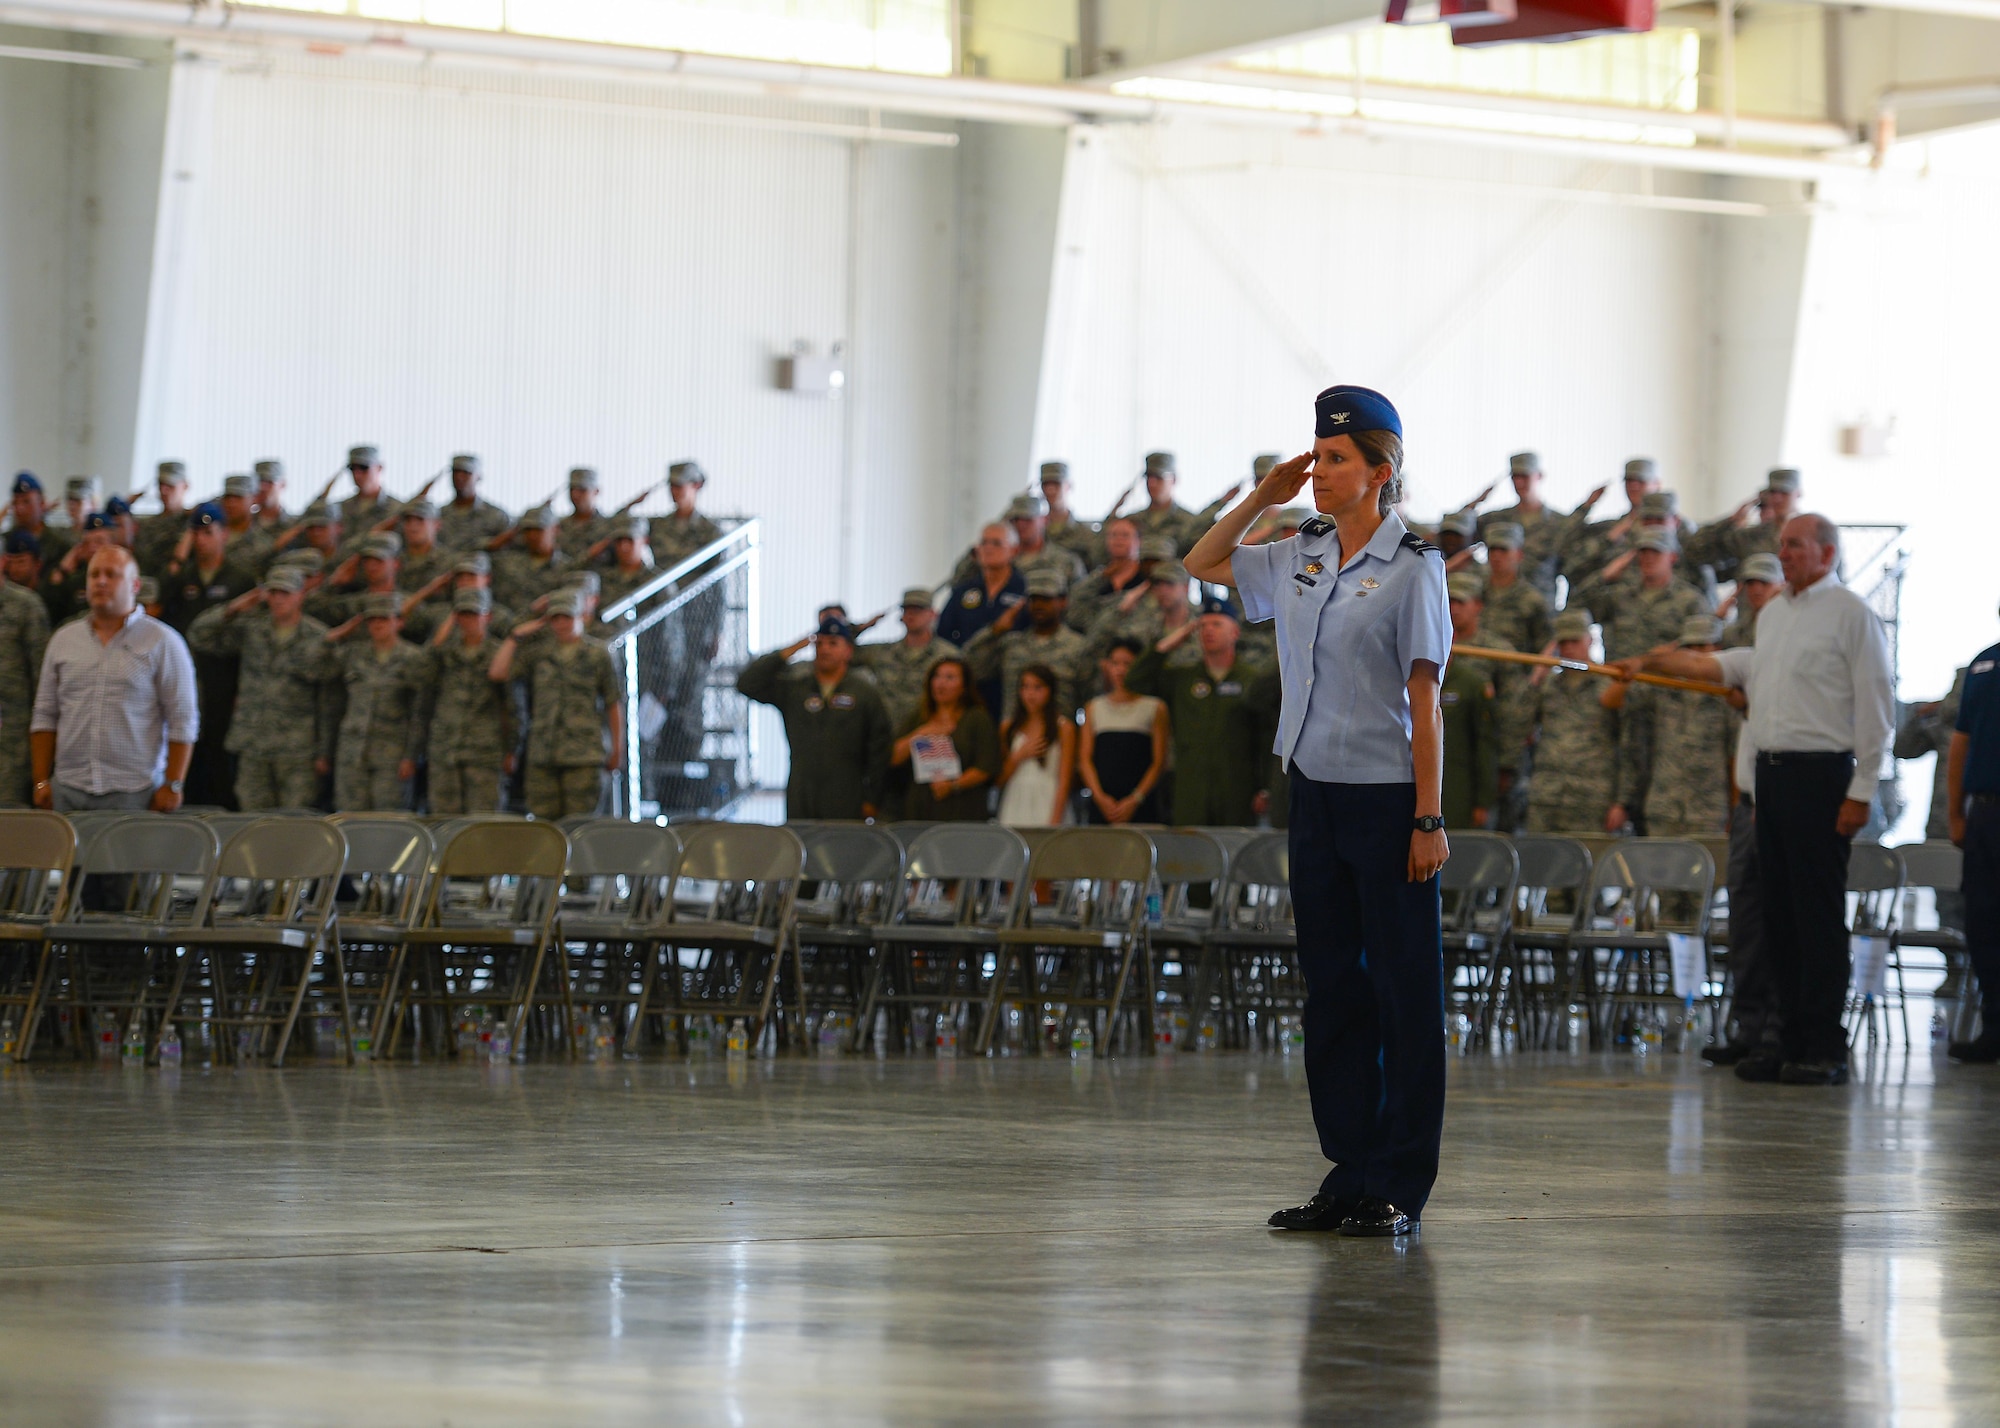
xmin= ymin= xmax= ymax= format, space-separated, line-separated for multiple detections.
xmin=328 ymin=815 xmax=436 ymax=1060
xmin=795 ymin=824 xmax=905 ymax=1049
xmin=985 ymin=827 xmax=1156 ymax=1058
xmin=561 ymin=820 xmax=681 ymax=1054
xmin=1845 ymin=842 xmax=1909 ymax=1048
xmin=884 ymin=822 xmax=939 ymax=854
xmin=188 ymin=818 xmax=350 ymax=1066
xmin=1566 ymin=839 xmax=1716 ymax=1049
xmin=1146 ymin=829 xmax=1227 ymax=1049
xmin=196 ymin=811 xmax=266 ymax=847
xmin=858 ymin=825 xmax=1028 ymax=1055
xmin=1201 ymin=832 xmax=1298 ymax=1048
xmin=1441 ymin=832 xmax=1520 ymax=1048
xmin=0 ymin=811 xmax=76 ymax=1061
xmin=1894 ymin=842 xmax=1971 ymax=1040
xmin=1510 ymin=836 xmax=1594 ymax=1046
xmin=42 ymin=816 xmax=220 ymax=1063
xmin=398 ymin=821 xmax=572 ymax=1059
xmin=633 ymin=823 xmax=805 ymax=1053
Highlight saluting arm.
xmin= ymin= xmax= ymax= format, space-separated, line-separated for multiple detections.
xmin=1184 ymin=453 xmax=1312 ymax=585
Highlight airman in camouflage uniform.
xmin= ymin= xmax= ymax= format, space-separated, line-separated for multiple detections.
xmin=7 ymin=474 xmax=72 ymax=573
xmin=596 ymin=519 xmax=661 ymax=610
xmin=1554 ymin=458 xmax=1661 ymax=589
xmin=336 ymin=445 xmax=403 ymax=536
xmin=1038 ymin=462 xmax=1104 ymax=572
xmin=1472 ymin=452 xmax=1565 ymax=603
xmin=491 ymin=506 xmax=572 ymax=615
xmin=421 ymin=587 xmax=517 ymax=814
xmin=218 ymin=474 xmax=275 ymax=573
xmin=134 ymin=461 xmax=193 ymax=577
xmin=1083 ymin=557 xmax=1202 ymax=673
xmin=1523 ymin=611 xmax=1626 ymax=833
xmin=854 ymin=587 xmax=964 ymax=731
xmin=186 ymin=566 xmax=340 ymax=811
xmin=491 ymin=589 xmax=624 ymax=819
xmin=1063 ymin=518 xmax=1149 ymax=635
xmin=1126 ymin=451 xmax=1208 ymax=557
xmin=329 ymin=593 xmax=429 ymax=811
xmin=1567 ymin=528 xmax=1709 ymax=663
xmin=437 ymin=454 xmax=512 ymax=552
xmin=1682 ymin=468 xmax=1799 ymax=586
xmin=1442 ymin=576 xmax=1504 ymax=830
xmin=1475 ymin=523 xmax=1553 ymax=657
xmin=964 ymin=568 xmax=1096 ymax=722
xmin=1720 ymin=551 xmax=1782 ymax=650
xmin=557 ymin=467 xmax=615 ymax=564
xmin=648 ymin=461 xmax=724 ymax=570
xmin=948 ymin=492 xmax=1088 ymax=592
xmin=0 ymin=573 xmax=50 ymax=804
xmin=1611 ymin=615 xmax=1737 ymax=837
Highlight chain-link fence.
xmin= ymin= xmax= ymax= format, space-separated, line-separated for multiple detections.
xmin=601 ymin=520 xmax=760 ymax=820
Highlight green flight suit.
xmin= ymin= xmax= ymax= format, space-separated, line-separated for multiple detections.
xmin=1440 ymin=655 xmax=1499 ymax=830
xmin=1129 ymin=649 xmax=1261 ymax=827
xmin=738 ymin=650 xmax=891 ymax=820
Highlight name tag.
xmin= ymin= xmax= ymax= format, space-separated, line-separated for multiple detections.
xmin=1217 ymin=681 xmax=1242 ymax=697
xmin=831 ymin=693 xmax=855 ymax=709
xmin=1441 ymin=692 xmax=1460 ymax=706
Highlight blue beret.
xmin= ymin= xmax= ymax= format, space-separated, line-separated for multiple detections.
xmin=1314 ymin=385 xmax=1401 ymax=441
xmin=105 ymin=495 xmax=133 ymax=518
xmin=817 ymin=616 xmax=857 ymax=643
xmin=1198 ymin=592 xmax=1241 ymax=621
xmin=3 ymin=530 xmax=40 ymax=556
xmin=82 ymin=512 xmax=112 ymax=532
xmin=11 ymin=472 xmax=41 ymax=496
xmin=187 ymin=501 xmax=223 ymax=530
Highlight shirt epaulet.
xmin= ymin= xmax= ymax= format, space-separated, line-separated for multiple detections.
xmin=1400 ymin=533 xmax=1441 ymax=558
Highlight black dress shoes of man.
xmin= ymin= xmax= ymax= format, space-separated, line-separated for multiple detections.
xmin=1268 ymin=1194 xmax=1358 ymax=1231
xmin=1338 ymin=1197 xmax=1417 ymax=1238
xmin=1946 ymin=1032 xmax=2000 ymax=1064
xmin=1733 ymin=1051 xmax=1784 ymax=1083
xmin=1778 ymin=1059 xmax=1850 ymax=1086
xmin=1701 ymin=1041 xmax=1751 ymax=1066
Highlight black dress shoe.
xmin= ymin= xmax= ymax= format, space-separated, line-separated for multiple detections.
xmin=1779 ymin=1059 xmax=1850 ymax=1086
xmin=1338 ymin=1197 xmax=1416 ymax=1238
xmin=1701 ymin=1041 xmax=1751 ymax=1066
xmin=1733 ymin=1052 xmax=1784 ymax=1083
xmin=1268 ymin=1194 xmax=1359 ymax=1230
xmin=1947 ymin=1033 xmax=2000 ymax=1064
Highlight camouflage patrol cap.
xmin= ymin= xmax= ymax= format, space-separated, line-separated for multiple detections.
xmin=568 ymin=466 xmax=599 ymax=491
xmin=1024 ymin=567 xmax=1068 ymax=598
xmin=362 ymin=592 xmax=401 ymax=620
xmin=299 ymin=503 xmax=336 ymax=528
xmin=1446 ymin=573 xmax=1484 ymax=603
xmin=359 ymin=533 xmax=401 ymax=562
xmin=221 ymin=474 xmax=255 ymax=499
xmin=453 ymin=586 xmax=492 ymax=615
xmin=1038 ymin=461 xmax=1070 ymax=484
xmin=1678 ymin=615 xmax=1723 ymax=647
xmin=1633 ymin=527 xmax=1678 ymax=554
xmin=1152 ymin=560 xmax=1189 ymax=584
xmin=900 ymin=586 xmax=934 ymax=609
xmin=1553 ymin=610 xmax=1593 ymax=641
xmin=450 ymin=453 xmax=480 ymax=476
xmin=65 ymin=475 xmax=102 ymax=501
xmin=400 ymin=498 xmax=440 ymax=521
xmin=1738 ymin=552 xmax=1782 ymax=584
xmin=347 ymin=445 xmax=381 ymax=468
xmin=1484 ymin=522 xmax=1525 ymax=552
xmin=518 ymin=505 xmax=555 ymax=531
xmin=1763 ymin=467 xmax=1801 ymax=494
xmin=157 ymin=460 xmax=188 ymax=485
xmin=1253 ymin=453 xmax=1282 ymax=480
xmin=1638 ymin=491 xmax=1678 ymax=520
xmin=137 ymin=576 xmax=159 ymax=605
xmin=263 ymin=566 xmax=305 ymax=595
xmin=1005 ymin=492 xmax=1049 ymax=521
xmin=453 ymin=552 xmax=491 ymax=577
xmin=545 ymin=589 xmax=586 ymax=618
xmin=619 ymin=517 xmax=647 ymax=542
xmin=565 ymin=571 xmax=601 ymax=597
xmin=1438 ymin=510 xmax=1476 ymax=538
xmin=1143 ymin=451 xmax=1175 ymax=478
xmin=668 ymin=460 xmax=706 ymax=487
xmin=1138 ymin=534 xmax=1177 ymax=563
xmin=275 ymin=548 xmax=324 ymax=575
xmin=254 ymin=459 xmax=283 ymax=483
xmin=1509 ymin=451 xmax=1541 ymax=477
xmin=1623 ymin=458 xmax=1659 ymax=483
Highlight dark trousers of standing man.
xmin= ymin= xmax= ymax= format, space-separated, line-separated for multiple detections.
xmin=1725 ymin=795 xmax=1781 ymax=1049
xmin=1963 ymin=795 xmax=2000 ymax=1030
xmin=1753 ymin=752 xmax=1856 ymax=1065
xmin=1289 ymin=774 xmax=1446 ymax=1216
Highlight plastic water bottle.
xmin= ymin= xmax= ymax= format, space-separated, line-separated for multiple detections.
xmin=158 ymin=1022 xmax=182 ymax=1067
xmin=351 ymin=1010 xmax=373 ymax=1061
xmin=121 ymin=1015 xmax=146 ymax=1068
xmin=1155 ymin=1008 xmax=1178 ymax=1055
xmin=934 ymin=1012 xmax=958 ymax=1059
xmin=488 ymin=1018 xmax=513 ymax=1064
xmin=1196 ymin=1014 xmax=1219 ymax=1052
xmin=475 ymin=1011 xmax=496 ymax=1064
xmin=817 ymin=1014 xmax=845 ymax=1059
xmin=1931 ymin=1009 xmax=1949 ymax=1044
xmin=1284 ymin=1016 xmax=1305 ymax=1056
xmin=1070 ymin=1019 xmax=1094 ymax=1060
xmin=1145 ymin=891 xmax=1163 ymax=927
xmin=1494 ymin=1008 xmax=1519 ymax=1055
xmin=456 ymin=1008 xmax=481 ymax=1059
xmin=1676 ymin=997 xmax=1699 ymax=1053
xmin=593 ymin=1014 xmax=616 ymax=1061
xmin=97 ymin=1012 xmax=119 ymax=1061
xmin=1449 ymin=1009 xmax=1473 ymax=1054
xmin=1636 ymin=1010 xmax=1663 ymax=1057
xmin=1614 ymin=893 xmax=1637 ymax=935
xmin=725 ymin=1018 xmax=749 ymax=1060
xmin=1565 ymin=1002 xmax=1587 ymax=1053
xmin=0 ymin=1010 xmax=17 ymax=1062
xmin=688 ymin=1015 xmax=713 ymax=1057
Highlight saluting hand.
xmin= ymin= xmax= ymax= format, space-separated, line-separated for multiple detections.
xmin=1581 ymin=483 xmax=1609 ymax=509
xmin=1467 ymin=480 xmax=1498 ymax=509
xmin=1251 ymin=452 xmax=1314 ymax=510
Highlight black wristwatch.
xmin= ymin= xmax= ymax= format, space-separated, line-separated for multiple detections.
xmin=1413 ymin=815 xmax=1444 ymax=834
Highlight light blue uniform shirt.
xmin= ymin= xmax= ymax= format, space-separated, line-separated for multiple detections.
xmin=1232 ymin=511 xmax=1450 ymax=783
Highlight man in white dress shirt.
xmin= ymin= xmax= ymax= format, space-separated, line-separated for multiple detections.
xmin=1628 ymin=514 xmax=1893 ymax=1086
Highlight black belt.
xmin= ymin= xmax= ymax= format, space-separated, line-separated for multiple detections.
xmin=1754 ymin=750 xmax=1855 ymax=765
xmin=1970 ymin=791 xmax=2000 ymax=806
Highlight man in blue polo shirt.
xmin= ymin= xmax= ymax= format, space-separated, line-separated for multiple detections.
xmin=1947 ymin=632 xmax=2000 ymax=1062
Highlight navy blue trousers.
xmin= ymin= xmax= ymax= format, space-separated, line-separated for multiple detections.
xmin=1289 ymin=774 xmax=1446 ymax=1216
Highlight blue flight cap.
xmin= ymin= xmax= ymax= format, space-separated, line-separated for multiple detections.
xmin=1198 ymin=591 xmax=1241 ymax=622
xmin=186 ymin=501 xmax=223 ymax=530
xmin=105 ymin=495 xmax=134 ymax=518
xmin=3 ymin=530 xmax=40 ymax=556
xmin=11 ymin=472 xmax=41 ymax=496
xmin=82 ymin=512 xmax=112 ymax=532
xmin=816 ymin=616 xmax=857 ymax=643
xmin=1314 ymin=385 xmax=1401 ymax=441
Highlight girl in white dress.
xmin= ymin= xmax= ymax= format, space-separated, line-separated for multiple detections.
xmin=995 ymin=665 xmax=1075 ymax=826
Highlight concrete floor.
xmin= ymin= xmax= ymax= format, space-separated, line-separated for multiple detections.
xmin=2 ymin=1033 xmax=1996 ymax=1426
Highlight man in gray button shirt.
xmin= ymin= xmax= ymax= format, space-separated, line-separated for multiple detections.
xmin=29 ymin=546 xmax=199 ymax=813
